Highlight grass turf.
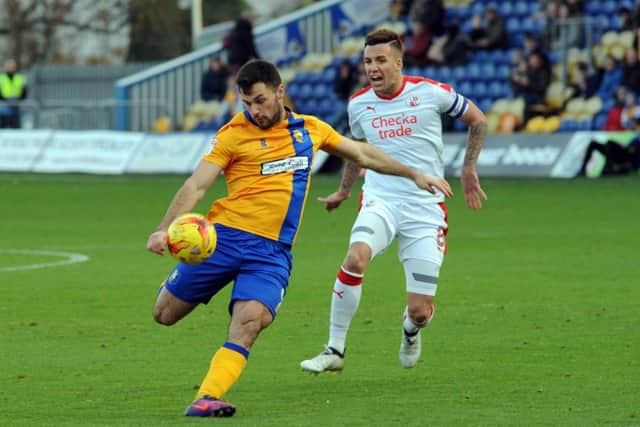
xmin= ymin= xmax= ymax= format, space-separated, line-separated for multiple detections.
xmin=0 ymin=173 xmax=638 ymax=426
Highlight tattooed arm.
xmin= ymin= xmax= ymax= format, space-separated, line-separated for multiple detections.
xmin=459 ymin=100 xmax=489 ymax=210
xmin=317 ymin=159 xmax=361 ymax=212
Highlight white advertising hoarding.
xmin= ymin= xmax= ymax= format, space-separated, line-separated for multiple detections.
xmin=32 ymin=131 xmax=144 ymax=174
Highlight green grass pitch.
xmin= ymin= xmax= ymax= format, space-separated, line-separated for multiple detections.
xmin=0 ymin=172 xmax=638 ymax=426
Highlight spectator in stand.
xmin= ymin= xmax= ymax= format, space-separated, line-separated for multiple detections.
xmin=539 ymin=1 xmax=560 ymax=50
xmin=409 ymin=0 xmax=445 ymax=36
xmin=403 ymin=21 xmax=432 ymax=67
xmin=201 ymin=57 xmax=229 ymax=102
xmin=510 ymin=52 xmax=551 ymax=117
xmin=333 ymin=59 xmax=359 ymax=101
xmin=632 ymin=0 xmax=640 ymax=27
xmin=328 ymin=59 xmax=360 ymax=129
xmin=597 ymin=54 xmax=623 ymax=102
xmin=549 ymin=2 xmax=584 ymax=50
xmin=390 ymin=0 xmax=415 ymax=21
xmin=523 ymin=32 xmax=551 ymax=75
xmin=577 ymin=116 xmax=640 ymax=177
xmin=621 ymin=47 xmax=640 ymax=96
xmin=618 ymin=7 xmax=635 ymax=31
xmin=467 ymin=14 xmax=487 ymax=48
xmin=564 ymin=0 xmax=584 ymax=16
xmin=603 ymin=86 xmax=633 ymax=131
xmin=568 ymin=61 xmax=599 ymax=99
xmin=226 ymin=16 xmax=260 ymax=74
xmin=0 ymin=58 xmax=28 ymax=129
xmin=474 ymin=7 xmax=509 ymax=50
xmin=621 ymin=96 xmax=640 ymax=129
xmin=427 ymin=23 xmax=470 ymax=66
xmin=218 ymin=74 xmax=243 ymax=122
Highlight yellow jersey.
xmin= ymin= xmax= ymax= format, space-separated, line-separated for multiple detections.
xmin=204 ymin=109 xmax=342 ymax=246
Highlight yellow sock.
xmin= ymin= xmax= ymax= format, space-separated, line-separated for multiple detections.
xmin=197 ymin=342 xmax=248 ymax=399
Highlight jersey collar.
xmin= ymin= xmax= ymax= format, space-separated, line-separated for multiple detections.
xmin=374 ymin=75 xmax=407 ymax=100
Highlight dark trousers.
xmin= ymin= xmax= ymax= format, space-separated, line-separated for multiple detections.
xmin=0 ymin=107 xmax=21 ymax=128
xmin=579 ymin=141 xmax=632 ymax=176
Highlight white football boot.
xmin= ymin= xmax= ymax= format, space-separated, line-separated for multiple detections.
xmin=399 ymin=305 xmax=435 ymax=368
xmin=300 ymin=347 xmax=345 ymax=374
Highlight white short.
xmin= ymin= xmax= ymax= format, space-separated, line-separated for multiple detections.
xmin=349 ymin=196 xmax=448 ymax=266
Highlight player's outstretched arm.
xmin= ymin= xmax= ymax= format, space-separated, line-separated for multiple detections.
xmin=329 ymin=136 xmax=453 ymax=198
xmin=459 ymin=101 xmax=488 ymax=210
xmin=317 ymin=160 xmax=361 ymax=212
xmin=146 ymin=160 xmax=222 ymax=256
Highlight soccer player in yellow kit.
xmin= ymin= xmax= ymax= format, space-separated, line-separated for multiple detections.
xmin=146 ymin=59 xmax=453 ymax=417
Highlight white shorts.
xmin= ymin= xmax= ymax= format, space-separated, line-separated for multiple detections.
xmin=349 ymin=195 xmax=448 ymax=266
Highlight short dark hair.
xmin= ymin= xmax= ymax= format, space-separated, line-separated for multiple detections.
xmin=236 ymin=59 xmax=282 ymax=93
xmin=364 ymin=28 xmax=403 ymax=53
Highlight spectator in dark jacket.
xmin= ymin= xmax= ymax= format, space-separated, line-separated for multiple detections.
xmin=475 ymin=7 xmax=509 ymax=50
xmin=403 ymin=21 xmax=432 ymax=67
xmin=226 ymin=17 xmax=260 ymax=74
xmin=621 ymin=47 xmax=640 ymax=96
xmin=333 ymin=59 xmax=359 ymax=101
xmin=578 ymin=116 xmax=640 ymax=176
xmin=409 ymin=0 xmax=445 ymax=36
xmin=511 ymin=52 xmax=551 ymax=106
xmin=200 ymin=57 xmax=229 ymax=102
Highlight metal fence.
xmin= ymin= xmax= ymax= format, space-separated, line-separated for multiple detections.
xmin=1 ymin=99 xmax=169 ymax=130
xmin=115 ymin=0 xmax=387 ymax=132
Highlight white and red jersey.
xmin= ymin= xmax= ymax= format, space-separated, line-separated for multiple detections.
xmin=348 ymin=75 xmax=468 ymax=203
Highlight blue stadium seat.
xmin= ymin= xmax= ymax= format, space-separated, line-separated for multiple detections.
xmin=294 ymin=71 xmax=309 ymax=84
xmin=331 ymin=56 xmax=345 ymax=67
xmin=498 ymin=1 xmax=513 ymax=18
xmin=506 ymin=16 xmax=520 ymax=33
xmin=513 ymin=1 xmax=529 ymax=18
xmin=312 ymin=84 xmax=329 ymax=100
xmin=299 ymin=84 xmax=313 ymax=99
xmin=452 ymin=66 xmax=466 ymax=81
xmin=559 ymin=119 xmax=577 ymax=131
xmin=487 ymin=81 xmax=503 ymax=98
xmin=423 ymin=66 xmax=438 ymax=79
xmin=456 ymin=6 xmax=472 ymax=20
xmin=439 ymin=66 xmax=452 ymax=82
xmin=453 ymin=119 xmax=467 ymax=132
xmin=601 ymin=0 xmax=618 ymax=15
xmin=319 ymin=98 xmax=334 ymax=115
xmin=308 ymin=71 xmax=323 ymax=84
xmin=287 ymin=82 xmax=301 ymax=99
xmin=521 ymin=18 xmax=535 ymax=33
xmin=461 ymin=18 xmax=474 ymax=34
xmin=593 ymin=111 xmax=608 ymax=130
xmin=471 ymin=2 xmax=485 ymax=17
xmin=585 ymin=2 xmax=601 ymax=15
xmin=497 ymin=64 xmax=511 ymax=79
xmin=322 ymin=67 xmax=336 ymax=83
xmin=480 ymin=63 xmax=496 ymax=80
xmin=406 ymin=65 xmax=421 ymax=76
xmin=466 ymin=62 xmax=481 ymax=81
xmin=473 ymin=50 xmax=491 ymax=63
xmin=458 ymin=80 xmax=473 ymax=96
xmin=474 ymin=82 xmax=488 ymax=98
xmin=478 ymin=98 xmax=494 ymax=112
xmin=502 ymin=82 xmax=512 ymax=98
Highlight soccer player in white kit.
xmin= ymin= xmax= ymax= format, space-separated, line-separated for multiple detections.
xmin=301 ymin=28 xmax=488 ymax=372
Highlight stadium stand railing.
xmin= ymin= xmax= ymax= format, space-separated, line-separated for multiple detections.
xmin=115 ymin=0 xmax=388 ymax=132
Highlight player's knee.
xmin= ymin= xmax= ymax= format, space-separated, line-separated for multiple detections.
xmin=407 ymin=301 xmax=433 ymax=327
xmin=343 ymin=244 xmax=371 ymax=273
xmin=153 ymin=306 xmax=177 ymax=326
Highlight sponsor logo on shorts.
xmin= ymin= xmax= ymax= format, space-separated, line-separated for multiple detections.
xmin=168 ymin=269 xmax=179 ymax=284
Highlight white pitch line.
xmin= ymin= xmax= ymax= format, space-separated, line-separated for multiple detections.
xmin=0 ymin=249 xmax=90 ymax=272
